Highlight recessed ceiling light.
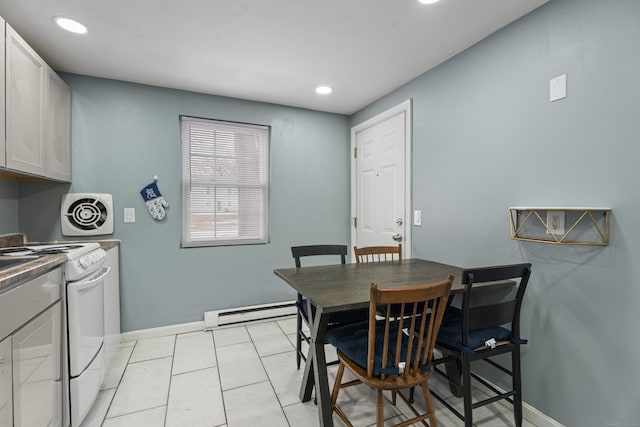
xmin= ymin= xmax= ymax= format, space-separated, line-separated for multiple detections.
xmin=418 ymin=0 xmax=439 ymax=4
xmin=53 ymin=16 xmax=88 ymax=34
xmin=316 ymin=86 xmax=332 ymax=95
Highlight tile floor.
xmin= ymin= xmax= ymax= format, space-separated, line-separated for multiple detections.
xmin=80 ymin=316 xmax=537 ymax=427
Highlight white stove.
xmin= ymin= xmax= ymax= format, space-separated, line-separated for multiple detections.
xmin=0 ymin=242 xmax=106 ymax=281
xmin=0 ymin=242 xmax=111 ymax=426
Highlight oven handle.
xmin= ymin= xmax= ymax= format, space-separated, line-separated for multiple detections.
xmin=73 ymin=267 xmax=112 ymax=291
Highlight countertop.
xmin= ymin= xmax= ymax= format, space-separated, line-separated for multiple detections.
xmin=0 ymin=253 xmax=66 ymax=293
xmin=0 ymin=234 xmax=119 ymax=293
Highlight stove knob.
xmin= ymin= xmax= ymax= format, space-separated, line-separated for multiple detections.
xmin=79 ymin=257 xmax=90 ymax=269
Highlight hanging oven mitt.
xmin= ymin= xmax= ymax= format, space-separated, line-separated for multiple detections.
xmin=140 ymin=179 xmax=168 ymax=221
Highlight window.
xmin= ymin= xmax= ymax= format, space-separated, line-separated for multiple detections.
xmin=181 ymin=116 xmax=270 ymax=247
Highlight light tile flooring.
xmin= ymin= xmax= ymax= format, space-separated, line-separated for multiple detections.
xmin=80 ymin=316 xmax=537 ymax=427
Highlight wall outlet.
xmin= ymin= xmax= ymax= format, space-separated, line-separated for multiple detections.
xmin=546 ymin=210 xmax=565 ymax=235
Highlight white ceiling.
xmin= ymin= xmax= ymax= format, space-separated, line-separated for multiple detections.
xmin=0 ymin=0 xmax=548 ymax=115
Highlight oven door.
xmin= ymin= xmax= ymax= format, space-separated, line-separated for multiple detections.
xmin=67 ymin=267 xmax=111 ymax=377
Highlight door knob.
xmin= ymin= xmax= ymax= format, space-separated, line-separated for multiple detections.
xmin=392 ymin=233 xmax=403 ymax=242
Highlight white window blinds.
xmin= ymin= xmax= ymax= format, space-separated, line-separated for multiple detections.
xmin=181 ymin=116 xmax=270 ymax=247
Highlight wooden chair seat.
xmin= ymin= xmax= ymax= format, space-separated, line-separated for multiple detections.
xmin=327 ymin=275 xmax=453 ymax=427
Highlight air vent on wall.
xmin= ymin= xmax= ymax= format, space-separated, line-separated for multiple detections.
xmin=61 ymin=193 xmax=114 ymax=236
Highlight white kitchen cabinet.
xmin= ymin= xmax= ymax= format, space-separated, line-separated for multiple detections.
xmin=0 ymin=336 xmax=12 ymax=427
xmin=103 ymin=245 xmax=121 ymax=370
xmin=5 ymin=23 xmax=46 ymax=177
xmin=13 ymin=302 xmax=62 ymax=427
xmin=0 ymin=267 xmax=63 ymax=427
xmin=0 ymin=16 xmax=6 ymax=168
xmin=3 ymin=21 xmax=72 ymax=182
xmin=45 ymin=68 xmax=72 ymax=181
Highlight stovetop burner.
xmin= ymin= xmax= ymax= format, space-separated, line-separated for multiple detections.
xmin=0 ymin=242 xmax=101 ymax=260
xmin=0 ymin=244 xmax=86 ymax=255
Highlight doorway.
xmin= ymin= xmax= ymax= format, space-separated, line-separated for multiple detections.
xmin=350 ymin=100 xmax=412 ymax=261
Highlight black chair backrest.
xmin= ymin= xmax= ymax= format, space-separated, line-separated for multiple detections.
xmin=460 ymin=263 xmax=532 ymax=346
xmin=291 ymin=245 xmax=348 ymax=268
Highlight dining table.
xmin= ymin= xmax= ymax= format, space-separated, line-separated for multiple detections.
xmin=273 ymin=258 xmax=466 ymax=427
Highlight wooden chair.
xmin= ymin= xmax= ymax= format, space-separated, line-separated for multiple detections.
xmin=431 ymin=263 xmax=532 ymax=427
xmin=354 ymin=243 xmax=402 ymax=263
xmin=355 ymin=244 xmax=409 ymax=321
xmin=291 ymin=245 xmax=369 ymax=369
xmin=327 ymin=275 xmax=454 ymax=427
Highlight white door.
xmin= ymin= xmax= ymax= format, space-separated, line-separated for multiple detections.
xmin=351 ymin=100 xmax=411 ymax=258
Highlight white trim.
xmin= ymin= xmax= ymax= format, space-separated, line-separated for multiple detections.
xmin=517 ymin=402 xmax=566 ymax=427
xmin=120 ymin=314 xmax=298 ymax=342
xmin=120 ymin=321 xmax=204 ymax=342
xmin=480 ymin=377 xmax=566 ymax=427
xmin=350 ymin=99 xmax=413 ymax=262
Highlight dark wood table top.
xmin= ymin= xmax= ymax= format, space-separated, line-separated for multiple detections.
xmin=274 ymin=258 xmax=464 ymax=314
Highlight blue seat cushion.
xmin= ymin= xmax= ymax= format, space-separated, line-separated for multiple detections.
xmin=436 ymin=320 xmax=523 ymax=355
xmin=326 ymin=320 xmax=429 ymax=376
xmin=298 ymin=298 xmax=369 ymax=326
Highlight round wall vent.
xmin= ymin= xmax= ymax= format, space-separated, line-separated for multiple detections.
xmin=61 ymin=193 xmax=114 ymax=236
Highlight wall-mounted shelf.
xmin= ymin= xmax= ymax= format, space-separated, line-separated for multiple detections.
xmin=509 ymin=207 xmax=611 ymax=246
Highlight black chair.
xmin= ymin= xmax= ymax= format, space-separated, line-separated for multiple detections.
xmin=431 ymin=263 xmax=532 ymax=427
xmin=291 ymin=245 xmax=369 ymax=369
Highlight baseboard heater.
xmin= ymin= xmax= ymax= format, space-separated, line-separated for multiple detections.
xmin=204 ymin=300 xmax=297 ymax=330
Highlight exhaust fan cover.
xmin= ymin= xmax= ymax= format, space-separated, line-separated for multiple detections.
xmin=61 ymin=193 xmax=114 ymax=236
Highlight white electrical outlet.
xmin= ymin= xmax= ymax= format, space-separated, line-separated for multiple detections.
xmin=546 ymin=211 xmax=565 ymax=235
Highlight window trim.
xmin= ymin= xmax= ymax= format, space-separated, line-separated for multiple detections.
xmin=180 ymin=115 xmax=270 ymax=247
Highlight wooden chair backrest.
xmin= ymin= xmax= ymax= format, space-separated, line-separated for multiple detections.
xmin=354 ymin=244 xmax=402 ymax=263
xmin=368 ymin=274 xmax=453 ymax=380
xmin=291 ymin=244 xmax=347 ymax=267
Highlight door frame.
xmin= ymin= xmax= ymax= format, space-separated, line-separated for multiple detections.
xmin=350 ymin=99 xmax=412 ymax=260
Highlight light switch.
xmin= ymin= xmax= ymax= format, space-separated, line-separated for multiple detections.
xmin=550 ymin=74 xmax=567 ymax=102
xmin=124 ymin=208 xmax=136 ymax=223
xmin=413 ymin=210 xmax=422 ymax=226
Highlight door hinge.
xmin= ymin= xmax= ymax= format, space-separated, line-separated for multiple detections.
xmin=354 ymin=217 xmax=357 ymax=228
xmin=354 ymin=147 xmax=357 ymax=158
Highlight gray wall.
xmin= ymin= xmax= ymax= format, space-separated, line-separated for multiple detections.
xmin=3 ymin=0 xmax=639 ymax=424
xmin=351 ymin=0 xmax=640 ymax=425
xmin=0 ymin=180 xmax=18 ymax=233
xmin=17 ymin=75 xmax=351 ymax=332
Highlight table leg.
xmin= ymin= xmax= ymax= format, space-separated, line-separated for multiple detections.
xmin=298 ymin=301 xmax=333 ymax=427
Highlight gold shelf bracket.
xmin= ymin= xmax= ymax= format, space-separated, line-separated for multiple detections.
xmin=509 ymin=207 xmax=610 ymax=246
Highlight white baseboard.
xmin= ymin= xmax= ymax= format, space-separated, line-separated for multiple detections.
xmin=516 ymin=401 xmax=565 ymax=427
xmin=120 ymin=321 xmax=204 ymax=342
xmin=485 ymin=380 xmax=566 ymax=427
xmin=120 ymin=313 xmax=298 ymax=342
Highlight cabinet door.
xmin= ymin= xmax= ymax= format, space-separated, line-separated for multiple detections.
xmin=13 ymin=302 xmax=62 ymax=427
xmin=0 ymin=17 xmax=6 ymax=168
xmin=5 ymin=24 xmax=46 ymax=176
xmin=104 ymin=246 xmax=121 ymax=371
xmin=45 ymin=68 xmax=72 ymax=182
xmin=0 ymin=336 xmax=11 ymax=427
